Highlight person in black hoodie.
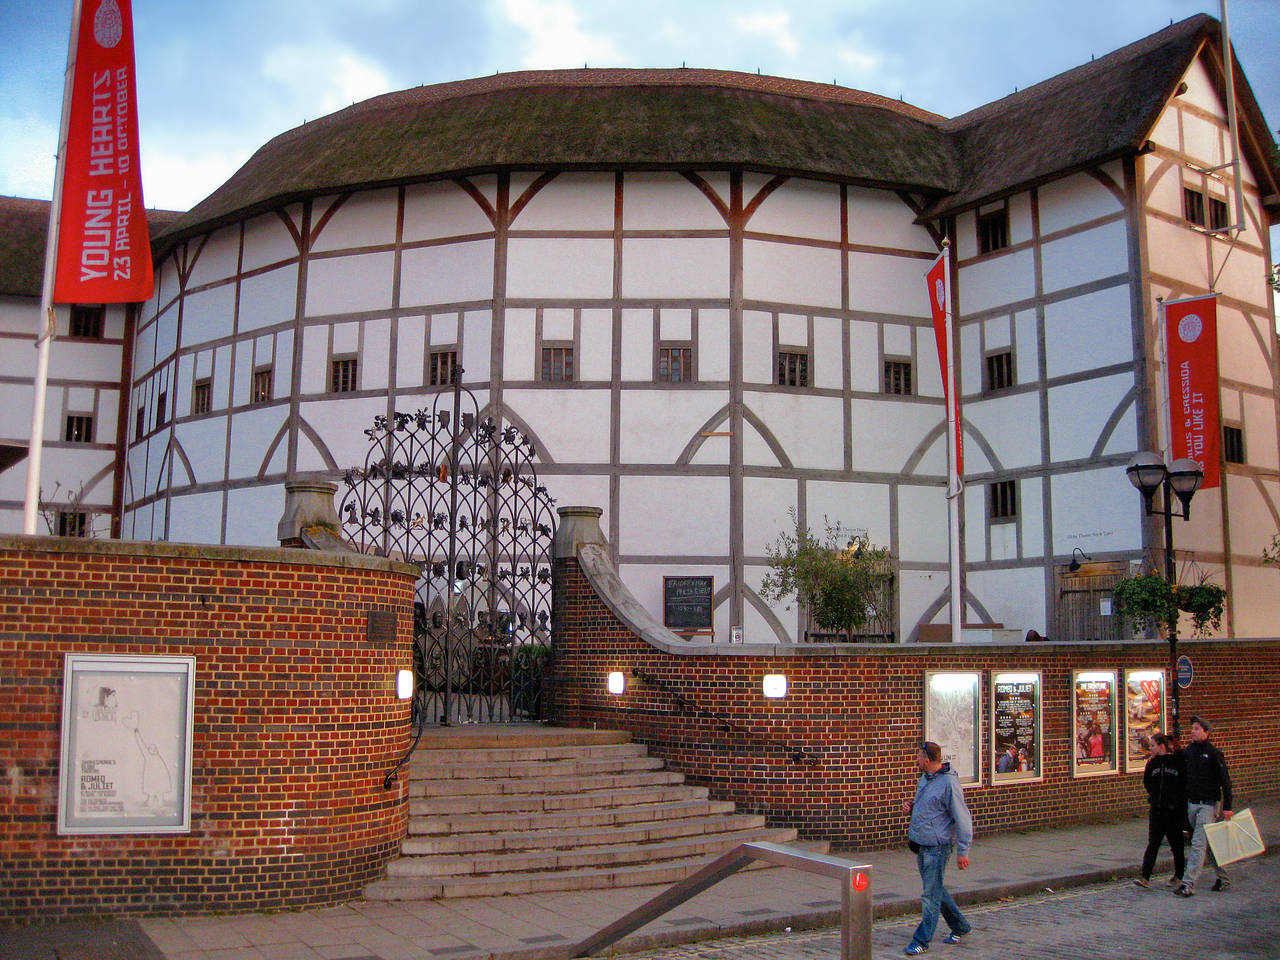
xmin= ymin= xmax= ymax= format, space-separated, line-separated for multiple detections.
xmin=1133 ymin=733 xmax=1186 ymax=888
xmin=1175 ymin=716 xmax=1233 ymax=896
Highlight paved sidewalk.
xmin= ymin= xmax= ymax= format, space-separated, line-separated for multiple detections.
xmin=3 ymin=799 xmax=1275 ymax=960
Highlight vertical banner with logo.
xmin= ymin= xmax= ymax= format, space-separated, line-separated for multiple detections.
xmin=1163 ymin=294 xmax=1220 ymax=489
xmin=926 ymin=250 xmax=963 ymax=474
xmin=53 ymin=0 xmax=152 ymax=304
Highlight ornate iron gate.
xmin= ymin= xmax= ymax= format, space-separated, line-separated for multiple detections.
xmin=339 ymin=377 xmax=555 ymax=733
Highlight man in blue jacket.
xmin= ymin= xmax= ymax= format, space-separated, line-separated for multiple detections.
xmin=900 ymin=741 xmax=974 ymax=955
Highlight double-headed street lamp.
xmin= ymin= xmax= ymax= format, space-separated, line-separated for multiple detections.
xmin=1125 ymin=452 xmax=1204 ymax=739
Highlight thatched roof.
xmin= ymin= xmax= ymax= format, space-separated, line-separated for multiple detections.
xmin=0 ymin=196 xmax=182 ymax=299
xmin=157 ymin=14 xmax=1276 ymax=247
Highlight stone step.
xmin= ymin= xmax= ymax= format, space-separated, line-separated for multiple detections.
xmin=402 ymin=812 xmax=769 ymax=855
xmin=411 ymin=741 xmax=648 ymax=768
xmin=415 ymin=726 xmax=632 ymax=751
xmin=409 ymin=797 xmax=739 ymax=836
xmin=366 ymin=847 xmax=782 ymax=901
xmin=388 ymin=826 xmax=796 ymax=879
xmin=409 ymin=767 xmax=683 ymax=798
xmin=411 ymin=753 xmax=664 ymax=781
xmin=409 ymin=782 xmax=708 ymax=816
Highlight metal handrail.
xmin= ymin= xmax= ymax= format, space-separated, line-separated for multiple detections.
xmin=574 ymin=841 xmax=873 ymax=960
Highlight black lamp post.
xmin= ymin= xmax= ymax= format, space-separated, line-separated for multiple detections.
xmin=1125 ymin=452 xmax=1204 ymax=739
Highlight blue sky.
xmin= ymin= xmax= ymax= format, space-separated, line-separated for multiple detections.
xmin=1 ymin=0 xmax=1277 ymax=214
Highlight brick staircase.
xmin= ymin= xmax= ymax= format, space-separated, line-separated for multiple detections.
xmin=364 ymin=726 xmax=802 ymax=900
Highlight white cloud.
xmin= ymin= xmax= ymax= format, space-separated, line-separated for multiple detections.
xmin=733 ymin=11 xmax=800 ymax=58
xmin=0 ymin=115 xmax=58 ymax=200
xmin=260 ymin=42 xmax=394 ymax=118
xmin=499 ymin=0 xmax=627 ymax=69
xmin=140 ymin=144 xmax=252 ymax=212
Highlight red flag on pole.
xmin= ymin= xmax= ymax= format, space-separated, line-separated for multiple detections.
xmin=53 ymin=0 xmax=152 ymax=303
xmin=1163 ymin=294 xmax=1221 ymax=489
xmin=926 ymin=250 xmax=962 ymax=474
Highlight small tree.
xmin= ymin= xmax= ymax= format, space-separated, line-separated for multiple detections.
xmin=759 ymin=509 xmax=893 ymax=638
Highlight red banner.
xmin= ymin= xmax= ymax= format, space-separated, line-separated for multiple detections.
xmin=53 ymin=0 xmax=152 ymax=303
xmin=926 ymin=250 xmax=963 ymax=474
xmin=1164 ymin=294 xmax=1220 ymax=489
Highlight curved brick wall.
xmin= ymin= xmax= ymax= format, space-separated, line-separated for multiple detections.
xmin=0 ymin=536 xmax=417 ymax=920
xmin=550 ymin=551 xmax=1280 ymax=848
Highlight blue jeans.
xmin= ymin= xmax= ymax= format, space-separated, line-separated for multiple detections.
xmin=911 ymin=842 xmax=970 ymax=948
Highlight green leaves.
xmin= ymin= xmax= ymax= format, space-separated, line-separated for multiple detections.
xmin=1112 ymin=572 xmax=1226 ymax=638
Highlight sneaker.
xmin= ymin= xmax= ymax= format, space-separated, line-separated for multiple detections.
xmin=904 ymin=944 xmax=929 ymax=956
xmin=1132 ymin=877 xmax=1150 ymax=889
xmin=942 ymin=930 xmax=969 ymax=944
xmin=1211 ymin=877 xmax=1231 ymax=892
xmin=1165 ymin=876 xmax=1181 ymax=887
xmin=1174 ymin=884 xmax=1195 ymax=897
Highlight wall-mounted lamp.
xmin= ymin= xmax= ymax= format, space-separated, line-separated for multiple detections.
xmin=607 ymin=671 xmax=626 ymax=695
xmin=396 ymin=668 xmax=415 ymax=700
xmin=1067 ymin=547 xmax=1092 ymax=572
xmin=762 ymin=674 xmax=788 ymax=698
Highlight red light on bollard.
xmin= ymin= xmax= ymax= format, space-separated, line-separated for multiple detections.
xmin=853 ymin=872 xmax=869 ymax=892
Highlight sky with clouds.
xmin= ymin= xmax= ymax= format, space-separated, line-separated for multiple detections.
xmin=1 ymin=0 xmax=1277 ymax=215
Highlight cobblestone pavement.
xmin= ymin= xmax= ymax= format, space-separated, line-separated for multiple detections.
xmin=619 ymin=854 xmax=1279 ymax=960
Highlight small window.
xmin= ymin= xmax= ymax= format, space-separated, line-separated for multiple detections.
xmin=776 ymin=351 xmax=809 ymax=387
xmin=69 ymin=305 xmax=105 ymax=339
xmin=977 ymin=209 xmax=1008 ymax=254
xmin=155 ymin=392 xmax=167 ymax=427
xmin=657 ymin=346 xmax=693 ymax=383
xmin=990 ymin=480 xmax=1018 ymax=522
xmin=541 ymin=346 xmax=574 ymax=383
xmin=984 ymin=350 xmax=1014 ymax=393
xmin=252 ymin=367 xmax=273 ymax=404
xmin=134 ymin=406 xmax=145 ymax=440
xmin=1208 ymin=196 xmax=1230 ymax=231
xmin=883 ymin=359 xmax=913 ymax=396
xmin=192 ymin=379 xmax=212 ymax=415
xmin=1223 ymin=425 xmax=1244 ymax=464
xmin=428 ymin=349 xmax=458 ymax=387
xmin=1183 ymin=187 xmax=1206 ymax=227
xmin=331 ymin=357 xmax=358 ymax=393
xmin=58 ymin=511 xmax=88 ymax=538
xmin=64 ymin=414 xmax=94 ymax=443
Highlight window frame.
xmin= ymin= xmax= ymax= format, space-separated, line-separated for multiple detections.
xmin=976 ymin=207 xmax=1009 ymax=255
xmin=1222 ymin=424 xmax=1245 ymax=464
xmin=68 ymin=305 xmax=105 ymax=339
xmin=427 ymin=348 xmax=459 ymax=387
xmin=58 ymin=511 xmax=89 ymax=538
xmin=191 ymin=379 xmax=213 ymax=416
xmin=775 ymin=349 xmax=810 ymax=388
xmin=984 ymin=349 xmax=1015 ymax=394
xmin=251 ymin=366 xmax=274 ymax=405
xmin=64 ymin=414 xmax=95 ymax=444
xmin=330 ymin=355 xmax=358 ymax=394
xmin=883 ymin=357 xmax=914 ymax=396
xmin=656 ymin=343 xmax=695 ymax=384
xmin=1182 ymin=186 xmax=1206 ymax=227
xmin=989 ymin=479 xmax=1018 ymax=523
xmin=540 ymin=344 xmax=575 ymax=383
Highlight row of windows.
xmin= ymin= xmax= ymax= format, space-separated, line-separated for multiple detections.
xmin=1183 ymin=187 xmax=1230 ymax=231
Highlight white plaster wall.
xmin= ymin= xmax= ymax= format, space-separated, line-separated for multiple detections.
xmin=400 ymin=240 xmax=495 ymax=307
xmin=964 ymin=391 xmax=1041 ymax=470
xmin=226 ymin=406 xmax=288 ymax=479
xmin=747 ymin=179 xmax=840 ymax=242
xmin=403 ymin=181 xmax=494 ymax=242
xmin=966 ymin=567 xmax=1046 ymax=634
xmin=239 ymin=266 xmax=299 ymax=332
xmin=958 ymin=250 xmax=1035 ymax=315
xmin=175 ymin=418 xmax=229 ymax=482
xmin=222 ymin=483 xmax=281 ymax=547
xmin=618 ymin=475 xmax=730 ymax=556
xmin=745 ymin=393 xmax=844 ymax=471
xmin=48 ymin=338 xmax=124 ymax=385
xmin=1228 ymin=564 xmax=1280 ymax=638
xmin=743 ymin=240 xmax=841 ymax=309
xmin=698 ymin=310 xmax=730 ymax=382
xmin=742 ymin=564 xmax=798 ymax=645
xmin=165 ymin=490 xmax=226 ymax=544
xmin=179 ymin=282 xmax=237 ymax=349
xmin=186 ymin=225 xmax=241 ymax=288
xmin=1040 ymin=221 xmax=1128 ymax=294
xmin=1226 ymin=475 xmax=1280 ymax=557
xmin=846 ymin=186 xmax=937 ymax=253
xmin=622 ymin=172 xmax=726 ymax=230
xmin=504 ymin=389 xmax=611 ymax=464
xmin=1043 ymin=285 xmax=1133 ymax=379
xmin=241 ymin=210 xmax=301 ymax=272
xmin=848 ymin=252 xmax=931 ymax=317
xmin=1047 ymin=373 xmax=1134 ymax=463
xmin=299 ymin=397 xmax=386 ymax=472
xmin=899 ymin=569 xmax=948 ymax=637
xmin=896 ymin=484 xmax=947 ymax=562
xmin=1039 ymin=172 xmax=1123 ymax=236
xmin=805 ymin=479 xmax=891 ymax=546
xmin=848 ymin=321 xmax=879 ymax=393
xmin=508 ymin=238 xmax=614 ymax=299
xmin=579 ymin=309 xmax=612 ymax=381
xmin=503 ymin=309 xmax=536 ymax=381
xmin=851 ymin=399 xmax=945 ymax=476
xmin=1049 ymin=467 xmax=1142 ymax=556
xmin=460 ymin=310 xmax=491 ymax=382
xmin=618 ymin=390 xmax=728 ymax=463
xmin=311 ymin=189 xmax=399 ymax=252
xmin=305 ymin=251 xmax=394 ymax=317
xmin=740 ymin=311 xmax=773 ymax=384
xmin=742 ymin=476 xmax=798 ymax=557
xmin=619 ymin=309 xmax=653 ymax=381
xmin=511 ymin=172 xmax=614 ymax=230
xmin=622 ymin=562 xmax=734 ymax=640
xmin=1020 ymin=477 xmax=1045 ymax=558
xmin=621 ymin=238 xmax=728 ymax=299
xmin=812 ymin=316 xmax=842 ymax=390
xmin=396 ymin=316 xmax=426 ymax=388
xmin=1242 ymin=393 xmax=1279 ymax=470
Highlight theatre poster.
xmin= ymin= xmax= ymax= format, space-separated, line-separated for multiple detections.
xmin=1124 ymin=669 xmax=1167 ymax=773
xmin=1072 ymin=669 xmax=1118 ymax=778
xmin=923 ymin=671 xmax=982 ymax=786
xmin=991 ymin=671 xmax=1042 ymax=783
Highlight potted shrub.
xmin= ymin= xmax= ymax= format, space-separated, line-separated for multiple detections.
xmin=1112 ymin=572 xmax=1226 ymax=638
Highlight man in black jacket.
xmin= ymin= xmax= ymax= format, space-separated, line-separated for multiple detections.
xmin=1135 ymin=733 xmax=1186 ymax=888
xmin=1175 ymin=716 xmax=1233 ymax=897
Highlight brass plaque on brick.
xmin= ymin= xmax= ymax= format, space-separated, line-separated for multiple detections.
xmin=366 ymin=610 xmax=398 ymax=644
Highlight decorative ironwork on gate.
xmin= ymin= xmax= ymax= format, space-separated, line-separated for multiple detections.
xmin=338 ymin=375 xmax=556 ymax=754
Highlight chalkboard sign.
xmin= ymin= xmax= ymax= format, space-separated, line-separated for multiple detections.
xmin=663 ymin=576 xmax=713 ymax=632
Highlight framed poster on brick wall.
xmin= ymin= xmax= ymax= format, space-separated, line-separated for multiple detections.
xmin=1124 ymin=669 xmax=1167 ymax=773
xmin=924 ymin=671 xmax=982 ymax=786
xmin=1072 ymin=669 xmax=1118 ymax=778
xmin=58 ymin=654 xmax=195 ymax=834
xmin=991 ymin=671 xmax=1042 ymax=784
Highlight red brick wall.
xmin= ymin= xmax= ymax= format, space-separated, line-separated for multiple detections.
xmin=0 ymin=536 xmax=417 ymax=921
xmin=550 ymin=557 xmax=1280 ymax=848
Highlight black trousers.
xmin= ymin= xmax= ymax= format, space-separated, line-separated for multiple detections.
xmin=1141 ymin=806 xmax=1186 ymax=880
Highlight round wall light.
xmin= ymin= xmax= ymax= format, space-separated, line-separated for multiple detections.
xmin=762 ymin=674 xmax=788 ymax=698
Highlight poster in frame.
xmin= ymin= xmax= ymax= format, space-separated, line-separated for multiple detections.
xmin=923 ymin=671 xmax=982 ymax=786
xmin=1072 ymin=669 xmax=1119 ymax=778
xmin=1124 ymin=669 xmax=1167 ymax=773
xmin=991 ymin=671 xmax=1042 ymax=784
xmin=58 ymin=653 xmax=195 ymax=834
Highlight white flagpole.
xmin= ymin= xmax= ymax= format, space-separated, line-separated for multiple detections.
xmin=22 ymin=0 xmax=82 ymax=535
xmin=1219 ymin=0 xmax=1245 ymax=232
xmin=943 ymin=239 xmax=963 ymax=645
